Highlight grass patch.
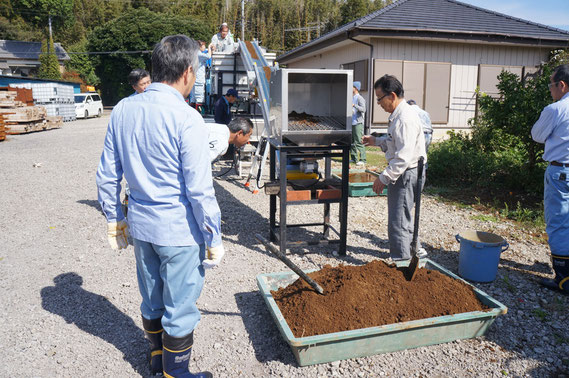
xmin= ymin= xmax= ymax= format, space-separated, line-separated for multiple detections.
xmin=364 ymin=146 xmax=388 ymax=169
xmin=554 ymin=333 xmax=569 ymax=345
xmin=471 ymin=214 xmax=499 ymax=222
xmin=501 ymin=274 xmax=516 ymax=293
xmin=424 ymin=185 xmax=546 ymax=243
xmin=532 ymin=308 xmax=548 ymax=322
xmin=332 ymin=146 xmax=388 ymax=170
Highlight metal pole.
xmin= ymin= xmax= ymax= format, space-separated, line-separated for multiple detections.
xmin=279 ymin=148 xmax=287 ymax=254
xmin=340 ymin=145 xmax=350 ymax=255
xmin=255 ymin=234 xmax=325 ymax=295
xmin=48 ymin=15 xmax=52 ymax=54
xmin=269 ymin=144 xmax=277 ymax=242
xmin=241 ymin=0 xmax=245 ymax=41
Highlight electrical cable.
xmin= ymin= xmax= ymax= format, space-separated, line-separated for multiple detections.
xmin=7 ymin=50 xmax=152 ymax=57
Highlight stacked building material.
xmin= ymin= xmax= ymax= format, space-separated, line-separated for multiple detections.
xmin=0 ymin=114 xmax=6 ymax=141
xmin=0 ymin=87 xmax=63 ymax=135
xmin=9 ymin=82 xmax=76 ymax=122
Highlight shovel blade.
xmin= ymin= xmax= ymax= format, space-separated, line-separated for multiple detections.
xmin=405 ymin=255 xmax=420 ymax=281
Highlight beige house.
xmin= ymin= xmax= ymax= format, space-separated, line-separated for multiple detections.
xmin=277 ymin=0 xmax=569 ymax=138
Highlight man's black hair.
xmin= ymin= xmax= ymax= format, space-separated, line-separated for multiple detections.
xmin=128 ymin=68 xmax=150 ymax=86
xmin=374 ymin=74 xmax=404 ymax=98
xmin=152 ymin=35 xmax=199 ymax=84
xmin=228 ymin=117 xmax=253 ymax=135
xmin=552 ymin=64 xmax=569 ymax=86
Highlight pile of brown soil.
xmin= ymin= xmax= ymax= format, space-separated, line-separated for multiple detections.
xmin=271 ymin=261 xmax=489 ymax=337
xmin=288 ymin=111 xmax=319 ymax=126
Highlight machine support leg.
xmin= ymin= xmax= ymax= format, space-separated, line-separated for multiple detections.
xmin=323 ymin=203 xmax=331 ymax=239
xmin=269 ymin=145 xmax=276 ymax=242
xmin=279 ymin=150 xmax=288 ymax=254
xmin=323 ymin=156 xmax=332 ymax=238
xmin=339 ymin=146 xmax=350 ymax=255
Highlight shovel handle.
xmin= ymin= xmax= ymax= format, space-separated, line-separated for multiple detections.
xmin=255 ymin=234 xmax=325 ymax=295
xmin=411 ymin=157 xmax=424 ymax=256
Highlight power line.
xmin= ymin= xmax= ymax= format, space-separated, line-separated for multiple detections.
xmin=69 ymin=50 xmax=153 ymax=55
xmin=5 ymin=50 xmax=152 ymax=58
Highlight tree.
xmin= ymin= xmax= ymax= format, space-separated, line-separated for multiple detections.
xmin=88 ymin=7 xmax=211 ymax=105
xmin=340 ymin=0 xmax=372 ymax=25
xmin=12 ymin=0 xmax=74 ymax=30
xmin=65 ymin=38 xmax=99 ymax=86
xmin=37 ymin=36 xmax=61 ymax=80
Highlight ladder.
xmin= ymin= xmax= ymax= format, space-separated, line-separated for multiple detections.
xmin=238 ymin=40 xmax=274 ymax=193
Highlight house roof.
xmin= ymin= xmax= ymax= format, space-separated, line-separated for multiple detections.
xmin=278 ymin=0 xmax=569 ymax=63
xmin=0 ymin=40 xmax=70 ymax=62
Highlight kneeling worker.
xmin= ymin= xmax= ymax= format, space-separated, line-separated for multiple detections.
xmin=208 ymin=117 xmax=254 ymax=162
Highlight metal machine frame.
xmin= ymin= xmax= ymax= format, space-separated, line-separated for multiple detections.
xmin=269 ymin=140 xmax=350 ymax=255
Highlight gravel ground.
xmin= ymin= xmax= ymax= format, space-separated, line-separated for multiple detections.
xmin=1 ymin=113 xmax=568 ymax=377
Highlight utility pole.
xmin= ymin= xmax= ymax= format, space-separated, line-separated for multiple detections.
xmin=241 ymin=0 xmax=245 ymax=41
xmin=48 ymin=14 xmax=52 ymax=54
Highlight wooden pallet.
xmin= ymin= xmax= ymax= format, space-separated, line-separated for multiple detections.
xmin=0 ymin=114 xmax=5 ymax=141
xmin=0 ymin=106 xmax=46 ymax=122
xmin=5 ymin=116 xmax=62 ymax=135
xmin=0 ymin=87 xmax=62 ymax=137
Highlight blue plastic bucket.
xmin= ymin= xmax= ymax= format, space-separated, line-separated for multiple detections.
xmin=455 ymin=230 xmax=509 ymax=282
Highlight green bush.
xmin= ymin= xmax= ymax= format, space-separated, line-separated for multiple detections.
xmin=38 ymin=37 xmax=62 ymax=80
xmin=427 ymin=54 xmax=567 ymax=194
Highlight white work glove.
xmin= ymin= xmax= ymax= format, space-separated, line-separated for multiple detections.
xmin=203 ymin=244 xmax=225 ymax=269
xmin=107 ymin=220 xmax=129 ymax=250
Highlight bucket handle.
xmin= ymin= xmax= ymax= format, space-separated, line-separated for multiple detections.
xmin=455 ymin=234 xmax=509 ymax=253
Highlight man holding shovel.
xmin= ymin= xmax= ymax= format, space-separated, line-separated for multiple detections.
xmin=362 ymin=75 xmax=427 ymax=261
xmin=531 ymin=63 xmax=569 ymax=294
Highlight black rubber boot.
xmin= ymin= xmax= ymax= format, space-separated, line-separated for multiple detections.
xmin=539 ymin=255 xmax=569 ymax=295
xmin=142 ymin=316 xmax=163 ymax=375
xmin=162 ymin=331 xmax=212 ymax=378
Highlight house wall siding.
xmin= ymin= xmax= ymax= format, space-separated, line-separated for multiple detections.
xmin=286 ymin=38 xmax=550 ymax=131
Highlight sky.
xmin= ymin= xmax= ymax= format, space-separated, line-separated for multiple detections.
xmin=460 ymin=0 xmax=569 ymax=31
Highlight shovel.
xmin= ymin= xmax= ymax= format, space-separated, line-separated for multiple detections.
xmin=405 ymin=156 xmax=425 ymax=281
xmin=255 ymin=234 xmax=325 ymax=295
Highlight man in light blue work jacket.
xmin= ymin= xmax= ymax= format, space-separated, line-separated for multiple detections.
xmin=350 ymin=81 xmax=366 ymax=166
xmin=96 ymin=35 xmax=222 ymax=377
xmin=531 ymin=64 xmax=569 ymax=295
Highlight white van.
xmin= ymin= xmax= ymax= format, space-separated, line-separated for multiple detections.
xmin=75 ymin=93 xmax=103 ymax=119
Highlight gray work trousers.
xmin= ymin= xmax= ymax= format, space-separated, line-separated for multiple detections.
xmin=387 ymin=167 xmax=425 ymax=260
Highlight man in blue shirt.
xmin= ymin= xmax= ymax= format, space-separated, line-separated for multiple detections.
xmin=531 ymin=64 xmax=569 ymax=295
xmin=407 ymin=99 xmax=433 ymax=152
xmin=189 ymin=40 xmax=213 ymax=113
xmin=214 ymin=88 xmax=238 ymax=125
xmin=96 ymin=35 xmax=222 ymax=377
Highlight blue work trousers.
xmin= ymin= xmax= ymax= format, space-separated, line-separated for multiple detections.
xmin=544 ymin=165 xmax=569 ymax=257
xmin=134 ymin=238 xmax=206 ymax=337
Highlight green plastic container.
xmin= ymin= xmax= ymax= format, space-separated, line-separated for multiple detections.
xmin=256 ymin=258 xmax=507 ymax=366
xmin=332 ymin=169 xmax=387 ymax=197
